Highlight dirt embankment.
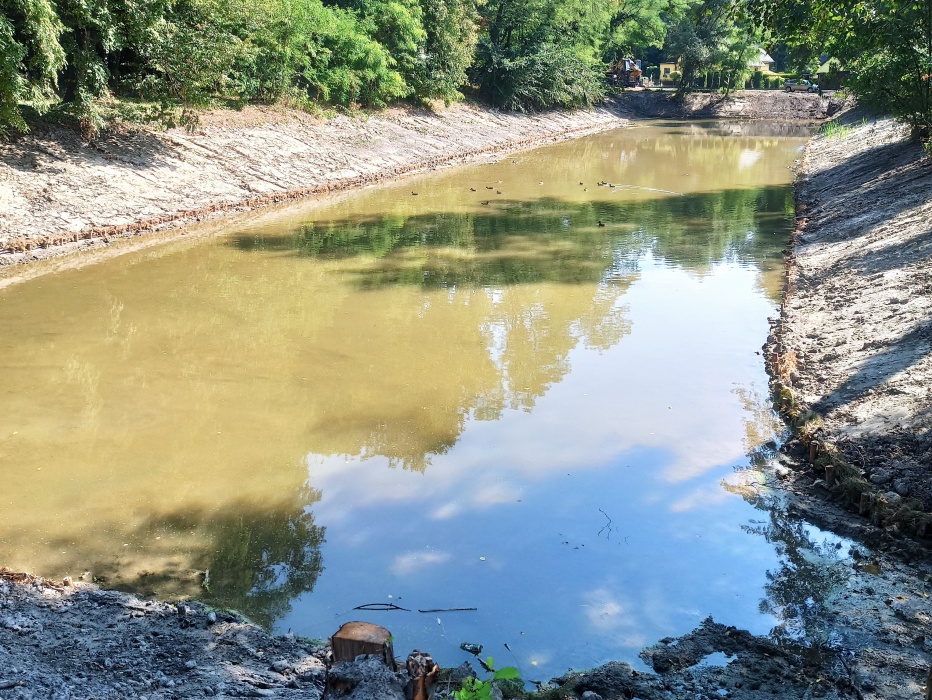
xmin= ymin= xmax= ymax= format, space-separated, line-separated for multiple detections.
xmin=767 ymin=112 xmax=932 ymax=528
xmin=620 ymin=89 xmax=844 ymax=121
xmin=0 ymin=91 xmax=837 ymax=271
xmin=752 ymin=110 xmax=932 ymax=699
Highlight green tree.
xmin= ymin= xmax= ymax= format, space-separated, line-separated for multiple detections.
xmin=663 ymin=0 xmax=759 ymax=93
xmin=139 ymin=0 xmax=406 ymax=109
xmin=0 ymin=0 xmax=65 ymax=132
xmin=52 ymin=0 xmax=168 ymax=131
xmin=753 ymin=0 xmax=932 ymax=137
xmin=602 ymin=0 xmax=693 ymax=62
xmin=411 ymin=0 xmax=480 ymax=102
xmin=473 ymin=0 xmax=609 ymax=110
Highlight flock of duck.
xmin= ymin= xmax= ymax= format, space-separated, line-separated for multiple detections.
xmin=411 ymin=174 xmax=614 ymax=228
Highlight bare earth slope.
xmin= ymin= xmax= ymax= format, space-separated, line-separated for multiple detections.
xmin=776 ymin=114 xmax=932 ymax=511
xmin=0 ymin=102 xmax=626 ymax=264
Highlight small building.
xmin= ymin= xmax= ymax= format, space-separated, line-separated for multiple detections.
xmin=816 ymin=57 xmax=842 ymax=76
xmin=748 ymin=48 xmax=775 ymax=73
xmin=659 ymin=62 xmax=679 ymax=79
xmin=816 ymin=57 xmax=847 ymax=89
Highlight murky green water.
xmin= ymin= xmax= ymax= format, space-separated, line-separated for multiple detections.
xmin=0 ymin=120 xmax=842 ymax=678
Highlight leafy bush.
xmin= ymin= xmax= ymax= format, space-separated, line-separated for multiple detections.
xmin=474 ymin=41 xmax=604 ymax=111
xmin=410 ymin=0 xmax=479 ymax=103
xmin=0 ymin=15 xmax=28 ymax=132
xmin=454 ymin=659 xmax=520 ymax=700
xmin=136 ymin=0 xmax=406 ymax=109
xmin=0 ymin=0 xmax=66 ymax=132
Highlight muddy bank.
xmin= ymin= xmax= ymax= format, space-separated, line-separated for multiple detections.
xmin=619 ymin=89 xmax=844 ymax=121
xmin=758 ymin=110 xmax=932 ymax=698
xmin=767 ymin=112 xmax=932 ymax=526
xmin=5 ymin=535 xmax=932 ymax=700
xmin=0 ymin=92 xmax=835 ymax=271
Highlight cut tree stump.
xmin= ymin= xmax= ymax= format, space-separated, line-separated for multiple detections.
xmin=331 ymin=621 xmax=397 ymax=670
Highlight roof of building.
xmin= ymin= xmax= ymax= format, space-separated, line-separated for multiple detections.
xmin=749 ymin=48 xmax=775 ymax=68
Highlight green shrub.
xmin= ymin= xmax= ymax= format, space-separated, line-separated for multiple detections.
xmin=410 ymin=0 xmax=479 ymax=103
xmin=0 ymin=0 xmax=66 ymax=133
xmin=474 ymin=41 xmax=604 ymax=111
xmin=0 ymin=15 xmax=28 ymax=132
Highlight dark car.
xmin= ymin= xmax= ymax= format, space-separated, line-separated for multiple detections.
xmin=784 ymin=79 xmax=820 ymax=93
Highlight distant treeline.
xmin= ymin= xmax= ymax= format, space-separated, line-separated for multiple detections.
xmin=0 ymin=0 xmax=680 ymax=132
xmin=1 ymin=0 xmax=928 ymax=140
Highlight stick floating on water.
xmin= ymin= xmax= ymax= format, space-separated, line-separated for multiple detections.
xmin=612 ymin=184 xmax=684 ymax=196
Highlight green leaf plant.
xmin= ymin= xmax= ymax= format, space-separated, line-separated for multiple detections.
xmin=454 ymin=657 xmax=521 ymax=700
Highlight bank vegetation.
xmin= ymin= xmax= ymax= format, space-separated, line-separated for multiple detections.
xmin=0 ymin=0 xmax=927 ymax=143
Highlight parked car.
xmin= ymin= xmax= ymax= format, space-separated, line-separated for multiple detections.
xmin=784 ymin=79 xmax=820 ymax=93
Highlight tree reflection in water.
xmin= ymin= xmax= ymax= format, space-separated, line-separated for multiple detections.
xmin=109 ymin=488 xmax=325 ymax=629
xmin=729 ymin=473 xmax=850 ymax=652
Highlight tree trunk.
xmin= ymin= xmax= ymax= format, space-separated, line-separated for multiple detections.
xmin=331 ymin=621 xmax=397 ymax=670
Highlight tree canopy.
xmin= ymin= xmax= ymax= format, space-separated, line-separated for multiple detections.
xmin=751 ymin=0 xmax=932 ymax=137
xmin=0 ymin=0 xmax=929 ymax=139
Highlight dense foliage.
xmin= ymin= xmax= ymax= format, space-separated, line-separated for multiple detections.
xmin=0 ymin=0 xmax=929 ymax=138
xmin=664 ymin=0 xmax=761 ymax=93
xmin=0 ymin=0 xmax=694 ymax=130
xmin=752 ymin=0 xmax=932 ymax=138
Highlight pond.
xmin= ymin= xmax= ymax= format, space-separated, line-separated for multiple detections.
xmin=0 ymin=120 xmax=846 ymax=680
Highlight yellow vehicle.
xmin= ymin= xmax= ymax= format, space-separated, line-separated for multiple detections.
xmin=606 ymin=58 xmax=642 ymax=87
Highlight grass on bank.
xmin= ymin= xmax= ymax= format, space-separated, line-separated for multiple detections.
xmin=818 ymin=118 xmax=867 ymax=139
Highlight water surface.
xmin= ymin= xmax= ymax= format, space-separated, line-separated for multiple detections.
xmin=0 ymin=121 xmax=838 ymax=679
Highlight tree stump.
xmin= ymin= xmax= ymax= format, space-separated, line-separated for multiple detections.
xmin=331 ymin=621 xmax=397 ymax=670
